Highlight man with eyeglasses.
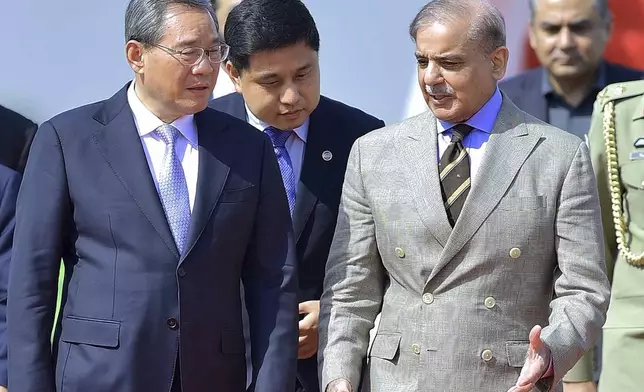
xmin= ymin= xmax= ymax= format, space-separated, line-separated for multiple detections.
xmin=6 ymin=1 xmax=298 ymax=391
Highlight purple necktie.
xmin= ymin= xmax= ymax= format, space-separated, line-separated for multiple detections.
xmin=264 ymin=126 xmax=296 ymax=216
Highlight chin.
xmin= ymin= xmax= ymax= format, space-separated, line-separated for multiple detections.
xmin=183 ymin=99 xmax=210 ymax=115
xmin=427 ymin=103 xmax=454 ymax=121
xmin=278 ymin=113 xmax=308 ymax=130
xmin=551 ymin=65 xmax=585 ymax=79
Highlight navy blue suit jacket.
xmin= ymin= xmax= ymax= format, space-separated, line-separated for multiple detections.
xmin=0 ymin=165 xmax=20 ymax=387
xmin=7 ymin=84 xmax=299 ymax=392
xmin=210 ymin=93 xmax=384 ymax=392
xmin=500 ymin=61 xmax=643 ymax=122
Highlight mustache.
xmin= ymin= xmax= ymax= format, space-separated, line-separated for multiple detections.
xmin=425 ymin=84 xmax=455 ymax=95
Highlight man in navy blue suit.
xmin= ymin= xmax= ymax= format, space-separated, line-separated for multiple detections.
xmin=7 ymin=1 xmax=298 ymax=391
xmin=0 ymin=165 xmax=20 ymax=392
xmin=210 ymin=1 xmax=384 ymax=391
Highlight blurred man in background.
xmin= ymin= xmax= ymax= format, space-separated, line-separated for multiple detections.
xmin=501 ymin=0 xmax=642 ymax=141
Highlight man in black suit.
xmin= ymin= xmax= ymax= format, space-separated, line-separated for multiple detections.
xmin=210 ymin=1 xmax=384 ymax=390
xmin=500 ymin=0 xmax=641 ymax=141
xmin=0 ymin=164 xmax=20 ymax=392
xmin=0 ymin=105 xmax=37 ymax=173
xmin=7 ymin=0 xmax=298 ymax=391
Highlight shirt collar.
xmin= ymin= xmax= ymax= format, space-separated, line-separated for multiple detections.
xmin=245 ymin=103 xmax=309 ymax=143
xmin=127 ymin=81 xmax=198 ymax=147
xmin=437 ymin=87 xmax=502 ymax=134
xmin=541 ymin=61 xmax=607 ymax=97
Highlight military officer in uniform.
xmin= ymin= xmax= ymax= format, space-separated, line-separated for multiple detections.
xmin=587 ymin=80 xmax=644 ymax=392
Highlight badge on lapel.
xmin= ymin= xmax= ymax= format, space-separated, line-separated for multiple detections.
xmin=322 ymin=150 xmax=333 ymax=162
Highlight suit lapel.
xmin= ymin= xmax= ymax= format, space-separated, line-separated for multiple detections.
xmin=92 ymin=85 xmax=179 ymax=259
xmin=293 ymin=103 xmax=335 ymax=241
xmin=396 ymin=112 xmax=453 ymax=248
xmin=182 ymin=110 xmax=231 ymax=261
xmin=428 ymin=98 xmax=542 ymax=281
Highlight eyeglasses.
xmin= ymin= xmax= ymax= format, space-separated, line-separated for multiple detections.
xmin=150 ymin=43 xmax=230 ymax=66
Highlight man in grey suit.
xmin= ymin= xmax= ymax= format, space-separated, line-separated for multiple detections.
xmin=318 ymin=1 xmax=610 ymax=392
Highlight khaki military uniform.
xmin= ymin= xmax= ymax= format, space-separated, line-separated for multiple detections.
xmin=568 ymin=81 xmax=644 ymax=390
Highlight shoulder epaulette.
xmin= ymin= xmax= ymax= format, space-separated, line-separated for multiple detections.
xmin=596 ymin=80 xmax=644 ymax=109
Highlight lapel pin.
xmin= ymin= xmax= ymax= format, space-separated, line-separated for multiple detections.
xmin=322 ymin=150 xmax=333 ymax=161
xmin=634 ymin=137 xmax=644 ymax=148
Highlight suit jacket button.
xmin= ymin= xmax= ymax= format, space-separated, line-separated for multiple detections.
xmin=167 ymin=318 xmax=179 ymax=330
xmin=422 ymin=293 xmax=434 ymax=304
xmin=481 ymin=349 xmax=493 ymax=362
xmin=509 ymin=248 xmax=521 ymax=259
xmin=395 ymin=247 xmax=405 ymax=258
xmin=177 ymin=268 xmax=186 ymax=277
xmin=484 ymin=296 xmax=496 ymax=309
xmin=411 ymin=344 xmax=421 ymax=355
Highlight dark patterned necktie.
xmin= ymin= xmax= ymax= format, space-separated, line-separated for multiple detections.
xmin=439 ymin=123 xmax=473 ymax=227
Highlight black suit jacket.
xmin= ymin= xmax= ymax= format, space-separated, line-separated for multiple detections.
xmin=8 ymin=84 xmax=298 ymax=392
xmin=0 ymin=105 xmax=37 ymax=174
xmin=0 ymin=165 xmax=20 ymax=388
xmin=210 ymin=93 xmax=384 ymax=392
xmin=500 ymin=61 xmax=643 ymax=121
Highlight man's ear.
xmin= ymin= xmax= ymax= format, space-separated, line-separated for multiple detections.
xmin=490 ymin=46 xmax=509 ymax=81
xmin=126 ymin=40 xmax=146 ymax=74
xmin=225 ymin=61 xmax=243 ymax=93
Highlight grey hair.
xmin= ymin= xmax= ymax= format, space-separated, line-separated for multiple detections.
xmin=125 ymin=0 xmax=218 ymax=44
xmin=528 ymin=0 xmax=612 ymax=24
xmin=409 ymin=0 xmax=506 ymax=55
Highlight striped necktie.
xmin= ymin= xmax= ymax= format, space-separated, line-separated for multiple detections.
xmin=439 ymin=123 xmax=473 ymax=227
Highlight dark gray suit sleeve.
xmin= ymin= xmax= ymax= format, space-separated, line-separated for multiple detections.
xmin=242 ymin=136 xmax=299 ymax=392
xmin=0 ymin=168 xmax=21 ymax=387
xmin=7 ymin=122 xmax=70 ymax=392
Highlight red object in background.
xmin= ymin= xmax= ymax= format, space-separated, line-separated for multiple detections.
xmin=524 ymin=0 xmax=644 ymax=70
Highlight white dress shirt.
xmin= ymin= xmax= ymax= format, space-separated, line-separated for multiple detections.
xmin=436 ymin=87 xmax=503 ymax=184
xmin=245 ymin=105 xmax=309 ymax=186
xmin=127 ymin=82 xmax=199 ymax=211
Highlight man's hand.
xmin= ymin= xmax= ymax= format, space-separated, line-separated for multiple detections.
xmin=563 ymin=381 xmax=597 ymax=392
xmin=508 ymin=325 xmax=551 ymax=392
xmin=298 ymin=300 xmax=320 ymax=359
xmin=326 ymin=378 xmax=351 ymax=392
